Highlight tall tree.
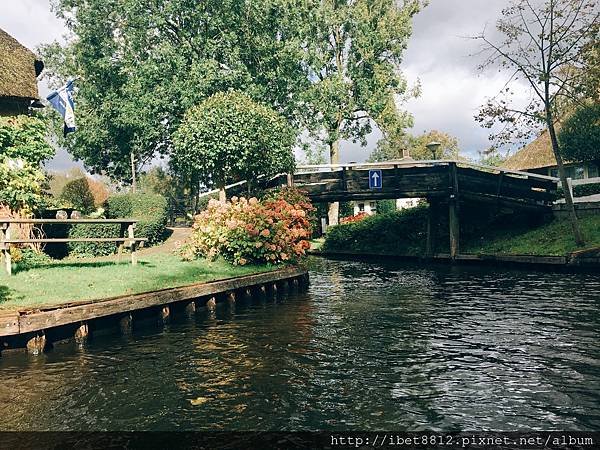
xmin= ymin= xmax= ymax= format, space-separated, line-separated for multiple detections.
xmin=300 ymin=0 xmax=423 ymax=224
xmin=369 ymin=129 xmax=460 ymax=162
xmin=474 ymin=0 xmax=598 ymax=246
xmin=41 ymin=0 xmax=308 ymax=182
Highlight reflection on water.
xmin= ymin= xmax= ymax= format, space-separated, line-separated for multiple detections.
xmin=0 ymin=257 xmax=599 ymax=431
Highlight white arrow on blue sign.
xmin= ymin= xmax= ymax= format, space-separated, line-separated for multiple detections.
xmin=369 ymin=169 xmax=382 ymax=189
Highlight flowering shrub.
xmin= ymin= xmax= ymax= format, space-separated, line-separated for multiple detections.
xmin=340 ymin=212 xmax=370 ymax=224
xmin=182 ymin=190 xmax=314 ymax=265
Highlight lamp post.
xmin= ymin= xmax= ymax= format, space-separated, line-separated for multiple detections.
xmin=426 ymin=141 xmax=442 ymax=160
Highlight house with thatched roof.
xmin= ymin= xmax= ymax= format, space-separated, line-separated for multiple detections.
xmin=503 ymin=125 xmax=599 ymax=180
xmin=0 ymin=28 xmax=44 ymax=116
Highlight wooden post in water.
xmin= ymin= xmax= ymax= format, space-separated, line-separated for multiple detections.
xmin=448 ymin=162 xmax=460 ymax=258
xmin=74 ymin=322 xmax=89 ymax=343
xmin=26 ymin=332 xmax=46 ymax=355
xmin=119 ymin=313 xmax=133 ymax=334
xmin=159 ymin=306 xmax=170 ymax=323
xmin=206 ymin=297 xmax=217 ymax=311
xmin=426 ymin=199 xmax=437 ymax=257
xmin=184 ymin=301 xmax=196 ymax=315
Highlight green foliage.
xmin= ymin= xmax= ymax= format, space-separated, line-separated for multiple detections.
xmin=0 ymin=115 xmax=55 ymax=165
xmin=107 ymin=193 xmax=168 ymax=245
xmin=376 ymin=199 xmax=396 ymax=214
xmin=9 ymin=247 xmax=52 ymax=271
xmin=558 ymin=103 xmax=600 ymax=162
xmin=60 ymin=177 xmax=96 ymax=214
xmin=463 ymin=215 xmax=600 ymax=256
xmin=323 ymin=207 xmax=428 ymax=255
xmin=40 ymin=0 xmax=308 ymax=182
xmin=0 ymin=115 xmax=54 ymax=213
xmin=301 ymin=0 xmax=422 ymax=161
xmin=172 ymin=91 xmax=295 ymax=189
xmin=371 ymin=129 xmax=460 ymax=162
xmin=183 ymin=190 xmax=313 ymax=265
xmin=556 ymin=182 xmax=600 ymax=199
xmin=68 ymin=223 xmax=121 ymax=257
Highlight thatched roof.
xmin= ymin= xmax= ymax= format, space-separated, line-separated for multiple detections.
xmin=0 ymin=28 xmax=43 ymax=100
xmin=503 ymin=124 xmax=562 ymax=171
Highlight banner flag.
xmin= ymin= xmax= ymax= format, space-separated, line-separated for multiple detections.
xmin=46 ymin=79 xmax=76 ymax=137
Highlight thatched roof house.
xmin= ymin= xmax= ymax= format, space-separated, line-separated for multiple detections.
xmin=0 ymin=28 xmax=44 ymax=115
xmin=503 ymin=124 xmax=599 ymax=180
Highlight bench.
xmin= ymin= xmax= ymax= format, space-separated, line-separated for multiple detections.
xmin=0 ymin=219 xmax=148 ymax=276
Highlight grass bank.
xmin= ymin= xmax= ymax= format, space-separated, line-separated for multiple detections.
xmin=321 ymin=207 xmax=600 ymax=258
xmin=0 ymin=253 xmax=273 ymax=311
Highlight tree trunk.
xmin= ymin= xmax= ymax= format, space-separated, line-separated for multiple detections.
xmin=327 ymin=139 xmax=341 ymax=227
xmin=130 ymin=151 xmax=137 ymax=193
xmin=546 ymin=116 xmax=585 ymax=246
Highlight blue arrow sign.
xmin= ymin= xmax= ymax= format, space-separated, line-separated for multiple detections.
xmin=369 ymin=169 xmax=382 ymax=189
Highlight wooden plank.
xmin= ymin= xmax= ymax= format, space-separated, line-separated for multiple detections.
xmin=2 ymin=238 xmax=147 ymax=243
xmin=0 ymin=312 xmax=20 ymax=337
xmin=14 ymin=267 xmax=307 ymax=335
xmin=0 ymin=219 xmax=138 ymax=224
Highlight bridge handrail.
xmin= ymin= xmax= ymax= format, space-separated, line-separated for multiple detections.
xmin=296 ymin=160 xmax=560 ymax=183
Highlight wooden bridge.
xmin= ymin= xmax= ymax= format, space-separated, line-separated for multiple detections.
xmin=203 ymin=160 xmax=559 ymax=258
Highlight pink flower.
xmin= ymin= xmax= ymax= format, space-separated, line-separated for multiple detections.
xmin=260 ymin=229 xmax=270 ymax=237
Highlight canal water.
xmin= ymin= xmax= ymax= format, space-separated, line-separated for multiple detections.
xmin=1 ymin=257 xmax=599 ymax=431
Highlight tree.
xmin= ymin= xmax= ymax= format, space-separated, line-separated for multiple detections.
xmin=474 ymin=0 xmax=598 ymax=246
xmin=172 ymin=91 xmax=295 ymax=201
xmin=0 ymin=116 xmax=54 ymax=214
xmin=369 ymin=130 xmax=460 ymax=162
xmin=60 ymin=178 xmax=96 ymax=214
xmin=558 ymin=103 xmax=600 ymax=162
xmin=299 ymin=0 xmax=423 ymax=224
xmin=41 ymin=0 xmax=309 ymax=183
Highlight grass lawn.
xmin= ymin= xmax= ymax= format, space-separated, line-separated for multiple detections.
xmin=0 ymin=253 xmax=273 ymax=311
xmin=463 ymin=214 xmax=600 ymax=256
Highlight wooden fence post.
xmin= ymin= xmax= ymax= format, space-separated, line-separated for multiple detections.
xmin=1 ymin=223 xmax=11 ymax=276
xmin=128 ymin=222 xmax=137 ymax=266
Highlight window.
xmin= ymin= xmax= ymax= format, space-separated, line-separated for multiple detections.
xmin=588 ymin=164 xmax=599 ymax=179
xmin=358 ymin=203 xmax=365 ymax=212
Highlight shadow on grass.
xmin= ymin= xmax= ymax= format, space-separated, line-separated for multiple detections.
xmin=13 ymin=260 xmax=153 ymax=275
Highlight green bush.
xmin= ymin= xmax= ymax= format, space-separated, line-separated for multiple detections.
xmin=68 ymin=223 xmax=121 ymax=257
xmin=107 ymin=193 xmax=168 ymax=245
xmin=11 ymin=247 xmax=52 ymax=270
xmin=555 ymin=182 xmax=600 ymax=199
xmin=60 ymin=177 xmax=95 ymax=213
xmin=323 ymin=206 xmax=428 ymax=255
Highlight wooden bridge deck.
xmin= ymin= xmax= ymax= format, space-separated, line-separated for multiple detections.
xmin=284 ymin=160 xmax=558 ymax=209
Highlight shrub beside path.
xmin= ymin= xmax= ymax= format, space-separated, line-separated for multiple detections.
xmin=137 ymin=227 xmax=192 ymax=256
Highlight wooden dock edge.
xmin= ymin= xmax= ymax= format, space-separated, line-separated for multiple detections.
xmin=0 ymin=266 xmax=309 ymax=341
xmin=308 ymin=249 xmax=600 ymax=272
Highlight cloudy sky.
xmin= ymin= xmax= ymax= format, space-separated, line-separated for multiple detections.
xmin=1 ymin=0 xmax=521 ymax=170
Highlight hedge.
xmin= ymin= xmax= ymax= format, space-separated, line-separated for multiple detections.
xmin=107 ymin=193 xmax=168 ymax=245
xmin=68 ymin=223 xmax=121 ymax=257
xmin=67 ymin=193 xmax=168 ymax=257
xmin=555 ymin=182 xmax=600 ymax=199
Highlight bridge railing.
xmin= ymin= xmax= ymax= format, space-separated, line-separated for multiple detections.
xmin=296 ymin=160 xmax=560 ymax=183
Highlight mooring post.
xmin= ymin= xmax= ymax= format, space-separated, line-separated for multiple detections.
xmin=206 ymin=297 xmax=217 ymax=311
xmin=184 ymin=301 xmax=196 ymax=315
xmin=448 ymin=162 xmax=460 ymax=258
xmin=119 ymin=313 xmax=133 ymax=334
xmin=74 ymin=322 xmax=89 ymax=343
xmin=159 ymin=306 xmax=170 ymax=323
xmin=26 ymin=332 xmax=46 ymax=355
xmin=226 ymin=291 xmax=236 ymax=304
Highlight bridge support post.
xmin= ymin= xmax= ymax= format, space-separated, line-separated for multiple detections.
xmin=448 ymin=162 xmax=460 ymax=259
xmin=426 ymin=200 xmax=437 ymax=257
xmin=449 ymin=201 xmax=459 ymax=258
